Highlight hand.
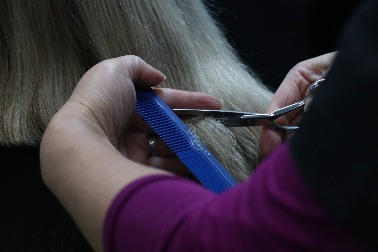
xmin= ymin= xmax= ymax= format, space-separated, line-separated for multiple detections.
xmin=259 ymin=52 xmax=336 ymax=157
xmin=124 ymin=87 xmax=221 ymax=175
xmin=40 ymin=55 xmax=221 ymax=251
xmin=48 ymin=55 xmax=221 ymax=172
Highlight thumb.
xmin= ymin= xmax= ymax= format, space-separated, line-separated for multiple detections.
xmin=259 ymin=126 xmax=283 ymax=158
xmin=118 ymin=55 xmax=166 ymax=88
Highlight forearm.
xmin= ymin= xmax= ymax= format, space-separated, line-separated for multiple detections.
xmin=40 ymin=111 xmax=168 ymax=251
xmin=103 ymin=143 xmax=362 ymax=252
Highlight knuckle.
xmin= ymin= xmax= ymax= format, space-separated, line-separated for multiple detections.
xmin=119 ymin=55 xmax=144 ymax=79
xmin=121 ymin=55 xmax=143 ymax=67
xmin=291 ymin=61 xmax=306 ymax=74
xmin=92 ymin=59 xmax=119 ymax=75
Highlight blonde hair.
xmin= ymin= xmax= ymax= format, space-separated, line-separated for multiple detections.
xmin=0 ymin=0 xmax=272 ymax=181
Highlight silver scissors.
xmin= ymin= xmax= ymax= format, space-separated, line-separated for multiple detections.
xmin=173 ymin=79 xmax=325 ymax=132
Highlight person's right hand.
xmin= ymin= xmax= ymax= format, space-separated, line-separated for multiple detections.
xmin=259 ymin=52 xmax=336 ymax=158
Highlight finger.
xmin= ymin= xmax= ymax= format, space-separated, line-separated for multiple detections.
xmin=128 ymin=88 xmax=222 ymax=132
xmin=259 ymin=126 xmax=284 ymax=158
xmin=147 ymin=135 xmax=174 ymax=157
xmin=117 ymin=55 xmax=166 ymax=88
xmin=300 ymin=52 xmax=337 ymax=83
xmin=147 ymin=156 xmax=191 ymax=177
xmin=127 ymin=112 xmax=155 ymax=133
xmin=269 ymin=52 xmax=336 ymax=113
xmin=268 ymin=70 xmax=307 ymax=113
xmin=122 ymin=132 xmax=149 ymax=162
xmin=152 ymin=88 xmax=221 ymax=109
xmin=124 ymin=132 xmax=173 ymax=159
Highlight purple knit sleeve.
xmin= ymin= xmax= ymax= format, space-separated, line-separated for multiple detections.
xmin=103 ymin=143 xmax=362 ymax=251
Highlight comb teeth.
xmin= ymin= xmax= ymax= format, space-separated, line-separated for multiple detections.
xmin=177 ymin=150 xmax=232 ymax=192
xmin=136 ymin=88 xmax=237 ymax=193
xmin=136 ymin=92 xmax=191 ymax=153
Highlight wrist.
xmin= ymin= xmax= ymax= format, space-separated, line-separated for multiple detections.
xmin=40 ymin=107 xmax=113 ymax=188
xmin=40 ymin=108 xmax=130 ymax=251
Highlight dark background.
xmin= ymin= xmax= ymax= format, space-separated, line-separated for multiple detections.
xmin=211 ymin=0 xmax=362 ymax=91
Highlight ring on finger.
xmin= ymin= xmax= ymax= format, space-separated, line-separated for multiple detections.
xmin=147 ymin=134 xmax=159 ymax=156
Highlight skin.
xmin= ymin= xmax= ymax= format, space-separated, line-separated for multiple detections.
xmin=40 ymin=55 xmax=221 ymax=251
xmin=40 ymin=53 xmax=336 ymax=251
xmin=259 ymin=52 xmax=336 ymax=157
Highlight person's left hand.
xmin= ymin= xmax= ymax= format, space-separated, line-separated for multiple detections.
xmin=40 ymin=55 xmax=222 ymax=250
xmin=48 ymin=55 xmax=221 ymax=172
xmin=124 ymin=87 xmax=221 ymax=174
xmin=259 ymin=52 xmax=335 ymax=158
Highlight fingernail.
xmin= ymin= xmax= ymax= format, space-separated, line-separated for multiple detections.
xmin=213 ymin=98 xmax=222 ymax=109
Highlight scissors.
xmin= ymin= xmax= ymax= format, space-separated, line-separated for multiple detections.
xmin=173 ymin=79 xmax=325 ymax=132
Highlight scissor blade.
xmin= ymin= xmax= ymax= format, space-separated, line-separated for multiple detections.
xmin=173 ymin=109 xmax=251 ymax=117
xmin=173 ymin=109 xmax=270 ymax=127
xmin=217 ymin=117 xmax=269 ymax=127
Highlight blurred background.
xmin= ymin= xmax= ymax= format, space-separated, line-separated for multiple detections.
xmin=211 ymin=0 xmax=362 ymax=91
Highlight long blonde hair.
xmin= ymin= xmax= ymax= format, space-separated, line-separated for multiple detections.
xmin=0 ymin=0 xmax=272 ymax=181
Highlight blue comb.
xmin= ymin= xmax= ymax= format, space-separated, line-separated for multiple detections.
xmin=136 ymin=88 xmax=237 ymax=193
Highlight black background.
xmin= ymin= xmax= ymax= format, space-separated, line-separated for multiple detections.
xmin=211 ymin=0 xmax=361 ymax=91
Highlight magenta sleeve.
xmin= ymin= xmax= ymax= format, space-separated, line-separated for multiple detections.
xmin=103 ymin=143 xmax=362 ymax=252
